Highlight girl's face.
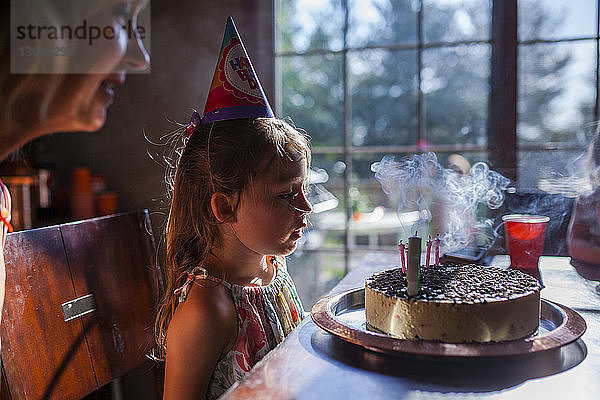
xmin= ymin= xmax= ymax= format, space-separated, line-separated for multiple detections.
xmin=231 ymin=155 xmax=312 ymax=257
xmin=43 ymin=0 xmax=149 ymax=133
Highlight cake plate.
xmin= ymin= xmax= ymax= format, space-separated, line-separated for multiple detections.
xmin=311 ymin=288 xmax=587 ymax=358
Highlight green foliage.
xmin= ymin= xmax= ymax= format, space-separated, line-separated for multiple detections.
xmin=276 ymin=0 xmax=576 ymax=150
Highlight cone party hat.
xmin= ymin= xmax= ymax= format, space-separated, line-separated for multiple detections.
xmin=201 ymin=16 xmax=275 ymax=124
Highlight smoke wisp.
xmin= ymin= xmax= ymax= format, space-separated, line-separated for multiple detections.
xmin=371 ymin=152 xmax=511 ymax=252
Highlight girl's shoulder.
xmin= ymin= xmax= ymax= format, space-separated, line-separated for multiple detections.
xmin=171 ymin=282 xmax=235 ymax=328
xmin=168 ymin=282 xmax=237 ymax=351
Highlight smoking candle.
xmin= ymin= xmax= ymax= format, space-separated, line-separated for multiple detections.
xmin=398 ymin=240 xmax=406 ymax=273
xmin=407 ymin=233 xmax=421 ymax=296
xmin=434 ymin=235 xmax=440 ymax=266
xmin=425 ymin=237 xmax=432 ymax=268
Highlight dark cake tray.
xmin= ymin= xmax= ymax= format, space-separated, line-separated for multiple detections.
xmin=311 ymin=288 xmax=587 ymax=358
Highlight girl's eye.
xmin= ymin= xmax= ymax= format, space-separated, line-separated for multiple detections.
xmin=279 ymin=192 xmax=298 ymax=201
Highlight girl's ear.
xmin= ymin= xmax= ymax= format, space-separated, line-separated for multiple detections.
xmin=210 ymin=192 xmax=237 ymax=222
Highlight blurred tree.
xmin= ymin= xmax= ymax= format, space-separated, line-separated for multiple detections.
xmin=277 ymin=0 xmax=576 ymax=153
xmin=518 ymin=2 xmax=575 ymax=143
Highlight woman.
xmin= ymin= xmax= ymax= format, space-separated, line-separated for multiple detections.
xmin=568 ymin=131 xmax=600 ymax=281
xmin=0 ymin=0 xmax=149 ymax=330
xmin=1 ymin=0 xmax=150 ymax=158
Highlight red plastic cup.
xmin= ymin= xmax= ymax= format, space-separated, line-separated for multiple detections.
xmin=502 ymin=214 xmax=550 ymax=283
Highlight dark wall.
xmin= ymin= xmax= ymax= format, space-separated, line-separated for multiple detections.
xmin=33 ymin=0 xmax=274 ymax=238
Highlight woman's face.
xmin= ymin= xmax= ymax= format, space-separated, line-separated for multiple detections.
xmin=44 ymin=0 xmax=149 ymax=133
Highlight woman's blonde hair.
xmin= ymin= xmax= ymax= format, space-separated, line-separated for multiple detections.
xmin=0 ymin=2 xmax=63 ymax=133
xmin=1 ymin=0 xmax=149 ymax=133
xmin=153 ymin=117 xmax=310 ymax=359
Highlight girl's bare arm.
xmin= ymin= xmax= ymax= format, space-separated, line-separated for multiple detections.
xmin=163 ymin=285 xmax=236 ymax=399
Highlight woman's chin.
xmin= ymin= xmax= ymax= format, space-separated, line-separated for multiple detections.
xmin=89 ymin=109 xmax=107 ymax=131
xmin=77 ymin=106 xmax=108 ymax=132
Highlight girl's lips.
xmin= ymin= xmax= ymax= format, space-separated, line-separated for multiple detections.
xmin=290 ymin=228 xmax=304 ymax=240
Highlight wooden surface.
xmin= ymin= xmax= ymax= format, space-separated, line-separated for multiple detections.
xmin=0 ymin=210 xmax=160 ymax=400
xmin=222 ymin=254 xmax=600 ymax=400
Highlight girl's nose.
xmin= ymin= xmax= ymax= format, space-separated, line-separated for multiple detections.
xmin=293 ymin=192 xmax=313 ymax=215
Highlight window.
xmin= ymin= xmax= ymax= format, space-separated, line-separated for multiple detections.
xmin=276 ymin=0 xmax=600 ymax=306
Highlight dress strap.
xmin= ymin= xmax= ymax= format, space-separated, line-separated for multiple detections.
xmin=173 ymin=266 xmax=231 ymax=303
xmin=0 ymin=180 xmax=12 ymax=249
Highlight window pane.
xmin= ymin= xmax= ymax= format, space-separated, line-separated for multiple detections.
xmin=349 ymin=49 xmax=418 ymax=147
xmin=287 ymin=250 xmax=345 ymax=307
xmin=519 ymin=0 xmax=597 ymax=41
xmin=352 ymin=152 xmax=414 ymax=243
xmin=348 ymin=249 xmax=397 ymax=271
xmin=347 ymin=0 xmax=418 ymax=48
xmin=517 ymin=150 xmax=589 ymax=193
xmin=365 ymin=151 xmax=497 ymax=249
xmin=424 ymin=0 xmax=491 ymax=43
xmin=438 ymin=152 xmax=489 ymax=173
xmin=518 ymin=41 xmax=596 ymax=144
xmin=306 ymin=153 xmax=346 ymax=248
xmin=276 ymin=0 xmax=345 ymax=53
xmin=423 ymin=44 xmax=490 ymax=146
xmin=278 ymin=54 xmax=344 ymax=146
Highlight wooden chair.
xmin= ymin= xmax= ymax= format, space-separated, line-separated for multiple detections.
xmin=0 ymin=210 xmax=163 ymax=399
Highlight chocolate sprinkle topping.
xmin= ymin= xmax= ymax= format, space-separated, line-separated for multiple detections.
xmin=366 ymin=264 xmax=541 ymax=302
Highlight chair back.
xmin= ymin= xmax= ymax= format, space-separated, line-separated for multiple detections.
xmin=0 ymin=210 xmax=162 ymax=400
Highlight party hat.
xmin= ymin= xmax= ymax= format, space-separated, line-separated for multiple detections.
xmin=201 ymin=16 xmax=275 ymax=124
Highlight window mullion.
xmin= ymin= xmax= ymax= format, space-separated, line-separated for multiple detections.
xmin=342 ymin=0 xmax=352 ymax=274
xmin=417 ymin=0 xmax=425 ymax=146
xmin=489 ymin=0 xmax=518 ymax=182
xmin=596 ymin=0 xmax=600 ymax=121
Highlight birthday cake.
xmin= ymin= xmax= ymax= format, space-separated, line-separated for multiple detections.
xmin=364 ymin=264 xmax=541 ymax=343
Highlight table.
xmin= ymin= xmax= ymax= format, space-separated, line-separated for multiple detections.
xmin=222 ymin=254 xmax=600 ymax=400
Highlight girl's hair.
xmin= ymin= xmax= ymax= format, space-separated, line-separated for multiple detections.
xmin=153 ymin=117 xmax=310 ymax=359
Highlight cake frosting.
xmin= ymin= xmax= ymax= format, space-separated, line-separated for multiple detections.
xmin=365 ymin=264 xmax=541 ymax=343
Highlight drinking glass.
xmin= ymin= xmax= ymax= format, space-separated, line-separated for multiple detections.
xmin=502 ymin=214 xmax=550 ymax=284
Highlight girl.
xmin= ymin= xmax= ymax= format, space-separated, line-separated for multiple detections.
xmin=155 ymin=117 xmax=312 ymax=399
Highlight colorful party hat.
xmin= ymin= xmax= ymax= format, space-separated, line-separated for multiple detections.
xmin=201 ymin=16 xmax=275 ymax=124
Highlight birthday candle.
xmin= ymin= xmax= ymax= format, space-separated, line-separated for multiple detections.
xmin=434 ymin=235 xmax=440 ymax=266
xmin=425 ymin=237 xmax=432 ymax=268
xmin=398 ymin=240 xmax=406 ymax=273
xmin=407 ymin=233 xmax=421 ymax=296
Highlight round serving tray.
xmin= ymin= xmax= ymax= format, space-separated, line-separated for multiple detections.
xmin=311 ymin=288 xmax=587 ymax=358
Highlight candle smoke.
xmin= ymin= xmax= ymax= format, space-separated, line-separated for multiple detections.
xmin=371 ymin=152 xmax=511 ymax=252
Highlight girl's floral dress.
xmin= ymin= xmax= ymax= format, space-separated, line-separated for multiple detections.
xmin=0 ymin=179 xmax=12 ymax=354
xmin=174 ymin=255 xmax=305 ymax=400
xmin=0 ymin=180 xmax=11 ymax=247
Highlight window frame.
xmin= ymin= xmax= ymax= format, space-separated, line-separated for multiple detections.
xmin=274 ymin=0 xmax=600 ymax=273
